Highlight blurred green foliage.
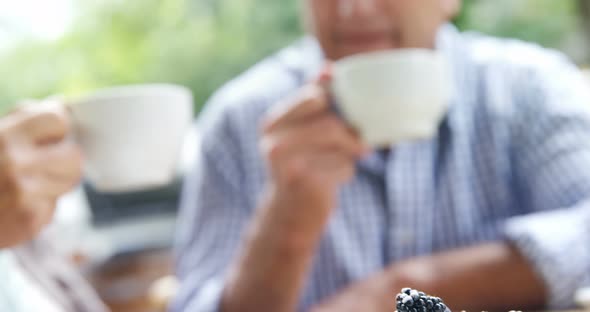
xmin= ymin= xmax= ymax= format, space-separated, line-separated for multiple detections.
xmin=0 ymin=0 xmax=585 ymax=114
xmin=0 ymin=0 xmax=302 ymax=114
xmin=455 ymin=0 xmax=582 ymax=56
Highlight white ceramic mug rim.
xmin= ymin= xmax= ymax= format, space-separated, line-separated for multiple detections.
xmin=71 ymin=83 xmax=192 ymax=106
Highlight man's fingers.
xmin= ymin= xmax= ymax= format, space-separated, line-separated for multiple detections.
xmin=263 ymin=84 xmax=330 ymax=132
xmin=307 ymin=152 xmax=356 ymax=184
xmin=17 ymin=173 xmax=72 ymax=201
xmin=262 ymin=114 xmax=367 ymax=161
xmin=15 ymin=99 xmax=71 ymax=145
xmin=9 ymin=140 xmax=83 ymax=198
xmin=36 ymin=140 xmax=83 ymax=186
xmin=265 ymin=63 xmax=333 ymax=132
xmin=315 ymin=62 xmax=333 ymax=86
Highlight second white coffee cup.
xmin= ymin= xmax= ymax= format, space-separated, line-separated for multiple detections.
xmin=69 ymin=84 xmax=193 ymax=193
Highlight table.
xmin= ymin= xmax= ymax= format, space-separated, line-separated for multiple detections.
xmin=85 ymin=248 xmax=174 ymax=312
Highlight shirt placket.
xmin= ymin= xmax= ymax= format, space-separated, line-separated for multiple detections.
xmin=385 ymin=141 xmax=437 ymax=262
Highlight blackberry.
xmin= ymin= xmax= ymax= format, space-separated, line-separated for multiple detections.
xmin=402 ymin=295 xmax=414 ymax=307
xmin=395 ymin=288 xmax=450 ymax=312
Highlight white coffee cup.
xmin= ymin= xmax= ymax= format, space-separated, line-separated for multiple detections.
xmin=69 ymin=84 xmax=193 ymax=193
xmin=332 ymin=49 xmax=452 ymax=147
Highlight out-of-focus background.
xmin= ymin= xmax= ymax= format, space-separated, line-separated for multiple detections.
xmin=1 ymin=1 xmax=590 ymax=311
xmin=1 ymin=0 xmax=590 ymax=114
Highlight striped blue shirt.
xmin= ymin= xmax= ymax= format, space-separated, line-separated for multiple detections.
xmin=173 ymin=25 xmax=590 ymax=311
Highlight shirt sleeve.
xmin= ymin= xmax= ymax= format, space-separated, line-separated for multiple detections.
xmin=171 ymin=104 xmax=250 ymax=312
xmin=504 ymin=55 xmax=590 ymax=309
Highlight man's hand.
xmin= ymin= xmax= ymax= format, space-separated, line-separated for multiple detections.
xmin=0 ymin=100 xmax=83 ymax=248
xmin=221 ymin=69 xmax=368 ymax=312
xmin=260 ymin=70 xmax=367 ymax=235
xmin=311 ymin=242 xmax=548 ymax=312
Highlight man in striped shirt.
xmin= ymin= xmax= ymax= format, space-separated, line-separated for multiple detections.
xmin=174 ymin=0 xmax=590 ymax=311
